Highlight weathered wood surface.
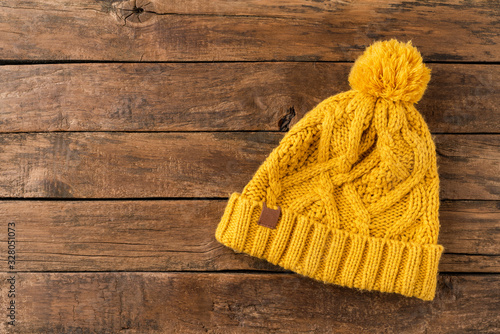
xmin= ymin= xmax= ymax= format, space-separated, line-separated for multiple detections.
xmin=1 ymin=0 xmax=498 ymax=332
xmin=0 ymin=200 xmax=498 ymax=273
xmin=0 ymin=132 xmax=497 ymax=199
xmin=0 ymin=272 xmax=498 ymax=333
xmin=438 ymin=200 xmax=500 ymax=255
xmin=0 ymin=0 xmax=498 ymax=62
xmin=433 ymin=135 xmax=500 ymax=200
xmin=0 ymin=63 xmax=498 ymax=133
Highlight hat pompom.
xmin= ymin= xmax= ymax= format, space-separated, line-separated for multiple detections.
xmin=348 ymin=39 xmax=431 ymax=103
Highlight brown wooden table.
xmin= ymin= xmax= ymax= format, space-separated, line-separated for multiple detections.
xmin=0 ymin=1 xmax=499 ymax=333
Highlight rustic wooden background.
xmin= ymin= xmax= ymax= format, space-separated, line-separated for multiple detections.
xmin=0 ymin=0 xmax=499 ymax=333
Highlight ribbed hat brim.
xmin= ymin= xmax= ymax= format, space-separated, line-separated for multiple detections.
xmin=215 ymin=192 xmax=444 ymax=301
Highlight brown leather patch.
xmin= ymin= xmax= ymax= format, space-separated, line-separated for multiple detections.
xmin=257 ymin=201 xmax=281 ymax=229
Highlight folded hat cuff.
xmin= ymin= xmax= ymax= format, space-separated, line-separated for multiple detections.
xmin=215 ymin=192 xmax=444 ymax=301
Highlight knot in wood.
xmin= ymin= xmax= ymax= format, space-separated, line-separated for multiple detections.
xmin=114 ymin=0 xmax=155 ymax=26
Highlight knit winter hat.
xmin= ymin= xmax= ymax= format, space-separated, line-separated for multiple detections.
xmin=215 ymin=39 xmax=444 ymax=301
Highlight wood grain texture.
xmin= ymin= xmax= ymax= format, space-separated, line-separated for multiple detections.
xmin=0 ymin=200 xmax=497 ymax=272
xmin=0 ymin=132 xmax=497 ymax=199
xmin=434 ymin=135 xmax=500 ymax=200
xmin=0 ymin=132 xmax=276 ymax=199
xmin=439 ymin=200 xmax=500 ymax=255
xmin=1 ymin=0 xmax=498 ymax=331
xmin=0 ymin=272 xmax=498 ymax=333
xmin=0 ymin=63 xmax=498 ymax=133
xmin=0 ymin=0 xmax=498 ymax=62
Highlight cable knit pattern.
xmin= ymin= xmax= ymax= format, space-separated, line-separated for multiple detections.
xmin=215 ymin=39 xmax=444 ymax=301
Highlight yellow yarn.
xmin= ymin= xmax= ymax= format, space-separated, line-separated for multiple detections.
xmin=215 ymin=39 xmax=444 ymax=301
xmin=349 ymin=39 xmax=431 ymax=103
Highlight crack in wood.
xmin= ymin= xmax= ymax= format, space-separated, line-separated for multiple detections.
xmin=278 ymin=106 xmax=296 ymax=132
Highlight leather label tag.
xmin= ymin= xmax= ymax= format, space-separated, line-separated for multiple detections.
xmin=257 ymin=201 xmax=281 ymax=229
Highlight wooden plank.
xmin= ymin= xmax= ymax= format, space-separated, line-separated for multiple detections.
xmin=0 ymin=0 xmax=498 ymax=62
xmin=0 ymin=132 xmax=277 ymax=198
xmin=9 ymin=133 xmax=500 ymax=199
xmin=0 ymin=272 xmax=498 ymax=333
xmin=434 ymin=135 xmax=500 ymax=200
xmin=1 ymin=63 xmax=498 ymax=133
xmin=439 ymin=255 xmax=500 ymax=273
xmin=0 ymin=200 xmax=497 ymax=273
xmin=439 ymin=200 xmax=500 ymax=255
xmin=0 ymin=132 xmax=497 ymax=199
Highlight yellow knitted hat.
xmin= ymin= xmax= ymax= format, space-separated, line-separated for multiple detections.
xmin=215 ymin=39 xmax=444 ymax=301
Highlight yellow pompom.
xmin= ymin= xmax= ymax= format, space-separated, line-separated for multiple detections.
xmin=348 ymin=39 xmax=431 ymax=103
